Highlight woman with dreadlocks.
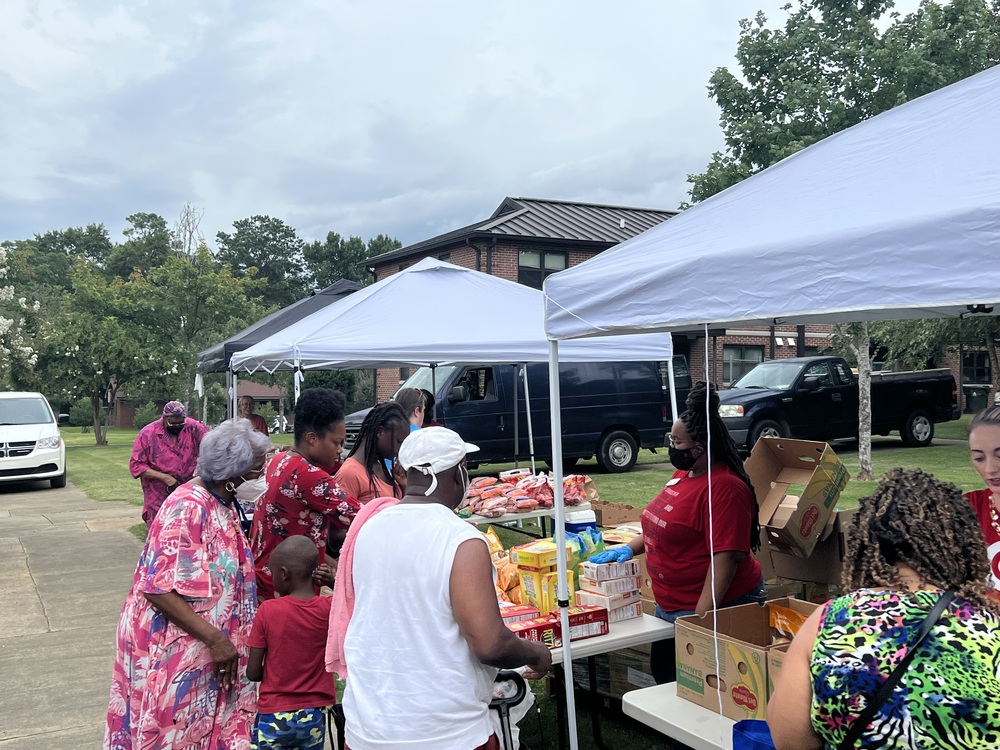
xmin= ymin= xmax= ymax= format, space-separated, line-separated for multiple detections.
xmin=768 ymin=468 xmax=1000 ymax=749
xmin=590 ymin=381 xmax=764 ymax=683
xmin=335 ymin=402 xmax=409 ymax=505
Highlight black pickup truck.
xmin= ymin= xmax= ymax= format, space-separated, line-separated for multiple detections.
xmin=718 ymin=356 xmax=959 ymax=449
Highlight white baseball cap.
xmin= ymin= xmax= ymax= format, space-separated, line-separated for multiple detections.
xmin=398 ymin=427 xmax=479 ymax=495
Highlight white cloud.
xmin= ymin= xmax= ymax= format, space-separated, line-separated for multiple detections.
xmin=0 ymin=0 xmax=920 ymax=247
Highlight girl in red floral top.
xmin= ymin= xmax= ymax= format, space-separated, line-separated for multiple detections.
xmin=967 ymin=405 xmax=1000 ymax=594
xmin=251 ymin=388 xmax=360 ymax=601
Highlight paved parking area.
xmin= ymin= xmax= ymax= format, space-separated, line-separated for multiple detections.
xmin=0 ymin=481 xmax=141 ymax=749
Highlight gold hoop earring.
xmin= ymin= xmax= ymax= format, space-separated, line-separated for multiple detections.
xmin=225 ymin=481 xmax=237 ymax=494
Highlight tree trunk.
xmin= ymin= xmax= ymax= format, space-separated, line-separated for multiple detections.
xmin=90 ymin=392 xmax=107 ymax=446
xmin=850 ymin=323 xmax=875 ymax=481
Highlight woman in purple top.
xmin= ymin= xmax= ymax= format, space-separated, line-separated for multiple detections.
xmin=130 ymin=400 xmax=209 ymax=523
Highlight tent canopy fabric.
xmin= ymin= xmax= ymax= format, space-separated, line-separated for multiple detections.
xmin=230 ymin=258 xmax=672 ymax=372
xmin=543 ymin=64 xmax=1000 ymax=340
xmin=195 ymin=279 xmax=362 ymax=372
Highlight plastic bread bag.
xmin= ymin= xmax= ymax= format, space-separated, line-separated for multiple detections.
xmin=769 ymin=602 xmax=811 ymax=644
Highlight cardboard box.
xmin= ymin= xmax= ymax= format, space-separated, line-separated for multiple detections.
xmin=766 ymin=509 xmax=856 ymax=585
xmin=592 ymin=500 xmax=643 ymax=527
xmin=674 ymin=597 xmax=818 ymax=721
xmin=640 ymin=597 xmax=657 ymax=616
xmin=518 ymin=567 xmax=574 ymax=616
xmin=508 ymin=605 xmax=610 ymax=647
xmin=575 ymin=589 xmax=642 ymax=610
xmin=610 ymin=645 xmax=656 ymax=697
xmin=581 ymin=559 xmax=641 ymax=581
xmin=579 ymin=574 xmax=642 ymax=597
xmin=508 ymin=615 xmax=560 ymax=647
xmin=767 ymin=643 xmax=790 ymax=699
xmin=746 ymin=438 xmax=849 ymax=557
xmin=609 ymin=601 xmax=643 ymax=622
xmin=499 ymin=604 xmax=540 ymax=625
xmin=510 ymin=539 xmax=577 ymax=569
xmin=637 ymin=555 xmax=654 ymax=600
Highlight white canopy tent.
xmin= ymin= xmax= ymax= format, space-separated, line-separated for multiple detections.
xmin=231 ymin=259 xmax=675 ymax=742
xmin=230 ymin=257 xmax=673 ymax=371
xmin=544 ymin=64 xmax=1000 ymax=339
xmin=543 ymin=65 xmax=1000 ymax=748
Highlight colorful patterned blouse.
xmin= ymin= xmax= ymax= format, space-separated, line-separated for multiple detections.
xmin=811 ymin=588 xmax=1000 ymax=748
xmin=250 ymin=451 xmax=360 ymax=600
xmin=104 ymin=484 xmax=257 ymax=749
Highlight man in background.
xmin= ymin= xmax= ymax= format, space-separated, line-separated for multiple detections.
xmin=130 ymin=400 xmax=209 ymax=524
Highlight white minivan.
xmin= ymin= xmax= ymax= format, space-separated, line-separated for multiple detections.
xmin=0 ymin=392 xmax=67 ymax=488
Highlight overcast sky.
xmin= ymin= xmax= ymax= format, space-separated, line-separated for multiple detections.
xmin=0 ymin=1 xmax=911 ymax=249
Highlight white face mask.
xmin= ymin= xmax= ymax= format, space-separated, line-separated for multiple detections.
xmin=460 ymin=464 xmax=470 ymax=499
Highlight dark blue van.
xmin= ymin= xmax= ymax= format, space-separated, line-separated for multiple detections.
xmin=344 ymin=358 xmax=690 ymax=473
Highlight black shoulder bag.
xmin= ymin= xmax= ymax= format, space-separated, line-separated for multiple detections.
xmin=837 ymin=589 xmax=955 ymax=750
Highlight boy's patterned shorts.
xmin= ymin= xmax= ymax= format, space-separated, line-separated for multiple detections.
xmin=251 ymin=707 xmax=326 ymax=749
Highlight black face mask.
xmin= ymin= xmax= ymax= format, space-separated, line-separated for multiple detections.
xmin=165 ymin=424 xmax=184 ymax=435
xmin=668 ymin=446 xmax=699 ymax=471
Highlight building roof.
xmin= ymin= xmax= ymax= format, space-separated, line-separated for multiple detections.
xmin=368 ymin=197 xmax=678 ymax=265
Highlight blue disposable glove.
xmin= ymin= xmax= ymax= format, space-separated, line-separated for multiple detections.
xmin=589 ymin=546 xmax=634 ymax=564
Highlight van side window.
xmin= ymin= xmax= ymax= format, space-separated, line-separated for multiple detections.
xmin=460 ymin=368 xmax=497 ymax=402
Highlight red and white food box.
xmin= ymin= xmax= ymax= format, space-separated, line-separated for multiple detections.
xmin=499 ymin=604 xmax=541 ymax=625
xmin=574 ymin=589 xmax=642 ymax=610
xmin=579 ymin=575 xmax=643 ymax=597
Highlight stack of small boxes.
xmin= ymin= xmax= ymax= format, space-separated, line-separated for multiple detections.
xmin=576 ymin=558 xmax=644 ymax=623
xmin=510 ymin=539 xmax=577 ymax=616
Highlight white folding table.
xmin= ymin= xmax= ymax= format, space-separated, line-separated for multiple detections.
xmin=622 ymin=682 xmax=735 ymax=750
xmin=466 ymin=502 xmax=592 ymax=537
xmin=550 ymin=615 xmax=674 ymax=750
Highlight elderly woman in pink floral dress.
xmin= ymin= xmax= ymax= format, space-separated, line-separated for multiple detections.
xmin=105 ymin=419 xmax=271 ymax=750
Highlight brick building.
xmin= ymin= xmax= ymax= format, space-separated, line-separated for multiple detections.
xmin=367 ymin=197 xmax=677 ymax=401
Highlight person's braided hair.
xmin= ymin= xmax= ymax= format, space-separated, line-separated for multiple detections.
xmin=347 ymin=402 xmax=409 ymax=499
xmin=844 ymin=467 xmax=998 ymax=613
xmin=680 ymin=380 xmax=761 ymax=552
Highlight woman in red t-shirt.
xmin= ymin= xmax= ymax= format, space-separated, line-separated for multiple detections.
xmin=590 ymin=381 xmax=765 ymax=683
xmin=966 ymin=405 xmax=1000 ymax=594
xmin=250 ymin=388 xmax=361 ymax=601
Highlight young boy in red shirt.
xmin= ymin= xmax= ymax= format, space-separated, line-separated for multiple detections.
xmin=248 ymin=536 xmax=337 ymax=749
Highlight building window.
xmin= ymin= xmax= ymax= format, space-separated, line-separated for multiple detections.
xmin=963 ymin=352 xmax=991 ymax=384
xmin=722 ymin=345 xmax=764 ymax=386
xmin=518 ymin=251 xmax=567 ymax=289
xmin=399 ymin=367 xmax=410 ymax=383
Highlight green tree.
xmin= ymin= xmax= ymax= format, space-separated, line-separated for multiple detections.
xmin=0 ymin=244 xmax=41 ymax=389
xmin=216 ymin=215 xmax=307 ymax=308
xmin=39 ymin=265 xmax=166 ymax=445
xmin=687 ymin=0 xmax=1000 ymax=202
xmin=142 ymin=244 xmax=269 ymax=406
xmin=302 ymin=232 xmax=399 ymax=289
xmin=689 ymin=0 xmax=1000 ymax=477
xmin=106 ymin=212 xmax=174 ymax=280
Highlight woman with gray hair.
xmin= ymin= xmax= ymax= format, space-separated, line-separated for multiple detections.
xmin=105 ymin=419 xmax=271 ymax=750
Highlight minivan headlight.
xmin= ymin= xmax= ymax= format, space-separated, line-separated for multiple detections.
xmin=718 ymin=405 xmax=744 ymax=418
xmin=38 ymin=436 xmax=61 ymax=449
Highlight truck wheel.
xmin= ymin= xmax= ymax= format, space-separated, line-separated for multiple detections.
xmin=51 ymin=472 xmax=67 ymax=489
xmin=901 ymin=409 xmax=934 ymax=447
xmin=596 ymin=430 xmax=638 ymax=474
xmin=748 ymin=419 xmax=784 ymax=448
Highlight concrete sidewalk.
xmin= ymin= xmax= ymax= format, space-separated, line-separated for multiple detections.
xmin=0 ymin=481 xmax=142 ymax=749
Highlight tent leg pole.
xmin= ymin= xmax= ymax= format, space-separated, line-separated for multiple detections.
xmin=548 ymin=339 xmax=579 ymax=750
